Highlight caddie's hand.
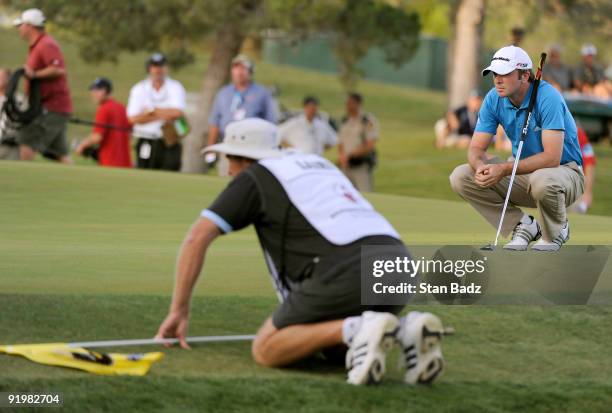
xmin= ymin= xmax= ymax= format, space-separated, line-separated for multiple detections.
xmin=75 ymin=143 xmax=85 ymax=156
xmin=155 ymin=311 xmax=191 ymax=349
xmin=474 ymin=164 xmax=506 ymax=188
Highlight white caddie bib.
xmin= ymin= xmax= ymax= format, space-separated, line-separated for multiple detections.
xmin=259 ymin=153 xmax=400 ymax=245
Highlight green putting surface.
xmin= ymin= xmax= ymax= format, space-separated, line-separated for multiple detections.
xmin=1 ymin=162 xmax=612 ymax=412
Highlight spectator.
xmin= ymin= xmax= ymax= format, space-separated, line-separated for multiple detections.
xmin=574 ymin=44 xmax=611 ymax=99
xmin=278 ymin=96 xmax=337 ymax=155
xmin=0 ymin=68 xmax=21 ymax=160
xmin=75 ymin=78 xmax=132 ymax=168
xmin=569 ymin=127 xmax=596 ymax=214
xmin=338 ymin=93 xmax=379 ymax=192
xmin=206 ymin=54 xmax=277 ymax=175
xmin=127 ymin=53 xmax=186 ymax=171
xmin=434 ymin=90 xmax=482 ymax=149
xmin=542 ymin=44 xmax=573 ymax=92
xmin=14 ymin=8 xmax=72 ymax=163
xmin=510 ymin=27 xmax=525 ymax=46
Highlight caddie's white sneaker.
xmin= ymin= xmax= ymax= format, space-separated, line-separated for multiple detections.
xmin=345 ymin=311 xmax=399 ymax=385
xmin=531 ymin=221 xmax=570 ymax=252
xmin=503 ymin=214 xmax=542 ymax=251
xmin=398 ymin=311 xmax=445 ymax=385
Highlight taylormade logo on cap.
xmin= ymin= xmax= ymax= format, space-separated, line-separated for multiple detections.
xmin=482 ymin=46 xmax=533 ymax=77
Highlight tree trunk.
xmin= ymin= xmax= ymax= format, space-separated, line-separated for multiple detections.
xmin=181 ymin=26 xmax=245 ymax=173
xmin=447 ymin=0 xmax=485 ymax=109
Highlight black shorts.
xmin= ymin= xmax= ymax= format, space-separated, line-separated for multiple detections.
xmin=272 ymin=237 xmax=406 ymax=329
xmin=135 ymin=138 xmax=181 ymax=171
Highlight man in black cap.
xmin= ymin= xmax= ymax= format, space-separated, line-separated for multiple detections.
xmin=75 ymin=78 xmax=132 ymax=168
xmin=126 ymin=53 xmax=187 ymax=171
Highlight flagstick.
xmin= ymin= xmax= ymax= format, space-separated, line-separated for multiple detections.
xmin=69 ymin=335 xmax=256 ymax=349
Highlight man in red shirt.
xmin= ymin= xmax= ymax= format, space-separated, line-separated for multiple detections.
xmin=13 ymin=8 xmax=72 ymax=163
xmin=76 ymin=78 xmax=132 ymax=168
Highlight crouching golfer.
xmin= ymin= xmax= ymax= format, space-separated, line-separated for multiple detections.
xmin=450 ymin=46 xmax=584 ymax=251
xmin=156 ymin=118 xmax=445 ymax=385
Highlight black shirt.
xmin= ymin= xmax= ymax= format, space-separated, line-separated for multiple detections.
xmin=206 ymin=163 xmax=401 ymax=286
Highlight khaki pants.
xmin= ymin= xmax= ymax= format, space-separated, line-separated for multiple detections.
xmin=345 ymin=164 xmax=373 ymax=192
xmin=449 ymin=158 xmax=584 ymax=241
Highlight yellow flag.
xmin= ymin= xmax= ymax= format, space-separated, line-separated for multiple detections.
xmin=0 ymin=343 xmax=163 ymax=376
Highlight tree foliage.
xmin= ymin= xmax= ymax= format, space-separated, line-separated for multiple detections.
xmin=6 ymin=0 xmax=264 ymax=68
xmin=276 ymin=0 xmax=421 ymax=89
xmin=7 ymin=0 xmax=421 ymax=89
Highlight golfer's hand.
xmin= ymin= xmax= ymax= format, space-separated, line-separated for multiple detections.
xmin=156 ymin=311 xmax=191 ymax=349
xmin=474 ymin=164 xmax=506 ymax=188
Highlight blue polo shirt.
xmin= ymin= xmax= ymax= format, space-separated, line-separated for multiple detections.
xmin=208 ymin=82 xmax=277 ymax=135
xmin=475 ymin=80 xmax=583 ymax=166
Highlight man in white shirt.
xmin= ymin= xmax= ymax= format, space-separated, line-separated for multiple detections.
xmin=127 ymin=53 xmax=186 ymax=171
xmin=278 ymin=96 xmax=337 ymax=155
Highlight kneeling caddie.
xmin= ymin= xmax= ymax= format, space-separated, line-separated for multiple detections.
xmin=156 ymin=118 xmax=447 ymax=385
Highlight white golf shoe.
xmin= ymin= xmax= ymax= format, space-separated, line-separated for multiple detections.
xmin=397 ymin=311 xmax=445 ymax=385
xmin=503 ymin=215 xmax=541 ymax=251
xmin=531 ymin=221 xmax=570 ymax=252
xmin=345 ymin=311 xmax=399 ymax=385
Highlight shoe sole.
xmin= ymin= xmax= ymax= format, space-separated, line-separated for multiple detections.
xmin=503 ymin=245 xmax=529 ymax=251
xmin=402 ymin=314 xmax=445 ymax=385
xmin=347 ymin=316 xmax=399 ymax=385
xmin=364 ymin=330 xmax=398 ymax=385
xmin=531 ymin=225 xmax=569 ymax=252
xmin=417 ymin=356 xmax=444 ymax=384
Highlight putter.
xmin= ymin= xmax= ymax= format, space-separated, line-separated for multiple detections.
xmin=69 ymin=334 xmax=256 ymax=349
xmin=481 ymin=52 xmax=547 ymax=251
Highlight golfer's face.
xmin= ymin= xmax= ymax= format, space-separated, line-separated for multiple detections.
xmin=492 ymin=70 xmax=521 ymax=97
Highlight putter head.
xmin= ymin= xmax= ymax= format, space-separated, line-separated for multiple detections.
xmin=480 ymin=244 xmax=495 ymax=251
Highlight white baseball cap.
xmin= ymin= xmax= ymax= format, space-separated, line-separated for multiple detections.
xmin=201 ymin=118 xmax=282 ymax=160
xmin=13 ymin=8 xmax=46 ymax=27
xmin=482 ymin=45 xmax=533 ymax=76
xmin=581 ymin=44 xmax=597 ymax=56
